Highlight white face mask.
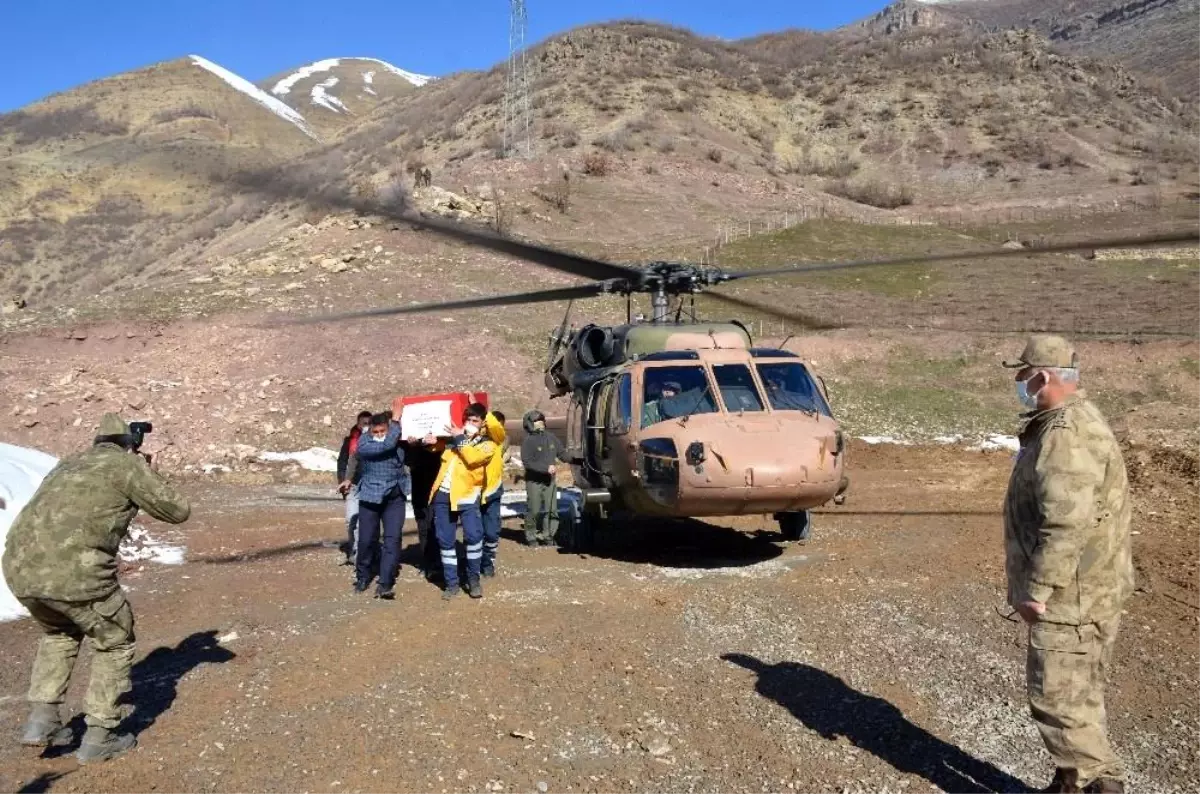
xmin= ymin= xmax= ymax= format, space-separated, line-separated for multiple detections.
xmin=371 ymin=433 xmax=387 ymax=443
xmin=1016 ymin=372 xmax=1045 ymax=410
xmin=463 ymin=424 xmax=480 ymax=437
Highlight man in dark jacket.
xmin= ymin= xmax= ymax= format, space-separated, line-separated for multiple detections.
xmin=3 ymin=413 xmax=190 ymax=764
xmin=335 ymin=411 xmax=372 ymax=565
xmin=520 ymin=410 xmax=566 ymax=546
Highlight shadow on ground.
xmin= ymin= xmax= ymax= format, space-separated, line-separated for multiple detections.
xmin=722 ymin=653 xmax=1030 ymax=794
xmin=496 ymin=516 xmax=786 ymax=569
xmin=121 ymin=630 xmax=237 ymax=736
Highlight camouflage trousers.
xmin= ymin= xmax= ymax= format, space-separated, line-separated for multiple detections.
xmin=1027 ymin=616 xmax=1124 ymax=786
xmin=18 ymin=589 xmax=136 ymax=730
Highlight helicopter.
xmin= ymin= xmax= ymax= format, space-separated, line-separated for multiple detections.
xmin=277 ymin=200 xmax=1197 ymax=552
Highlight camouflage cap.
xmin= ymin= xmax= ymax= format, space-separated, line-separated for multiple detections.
xmin=97 ymin=412 xmax=130 ymax=436
xmin=1002 ymin=334 xmax=1078 ymax=369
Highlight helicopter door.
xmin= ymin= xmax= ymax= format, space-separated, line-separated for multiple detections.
xmin=583 ymin=378 xmax=612 ymax=478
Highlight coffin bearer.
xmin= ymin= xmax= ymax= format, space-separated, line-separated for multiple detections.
xmin=1002 ymin=335 xmax=1132 ymax=794
xmin=3 ymin=414 xmax=191 ymax=763
xmin=336 ymin=410 xmax=372 ymax=565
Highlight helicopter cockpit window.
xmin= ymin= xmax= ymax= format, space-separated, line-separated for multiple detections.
xmin=641 ymin=366 xmax=717 ymax=428
xmin=610 ymin=373 xmax=632 ymax=434
xmin=712 ymin=364 xmax=765 ymax=413
xmin=756 ymin=362 xmax=833 ymax=417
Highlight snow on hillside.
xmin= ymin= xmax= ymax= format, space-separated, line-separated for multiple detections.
xmin=189 ymin=55 xmax=319 ymax=140
xmin=270 ymin=58 xmax=433 ymax=101
xmin=311 ymin=77 xmax=351 ymax=114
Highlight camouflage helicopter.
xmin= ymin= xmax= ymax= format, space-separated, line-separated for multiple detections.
xmin=280 ymin=205 xmax=1197 ymax=552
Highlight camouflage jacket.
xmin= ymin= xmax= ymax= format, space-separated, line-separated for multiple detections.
xmin=1003 ymin=392 xmax=1133 ymax=625
xmin=2 ymin=442 xmax=191 ymax=602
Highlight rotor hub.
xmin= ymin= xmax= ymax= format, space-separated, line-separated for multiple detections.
xmin=625 ymin=262 xmax=729 ymax=296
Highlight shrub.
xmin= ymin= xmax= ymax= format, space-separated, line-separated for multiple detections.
xmin=582 ymin=152 xmax=611 ymax=176
xmin=825 ymin=178 xmax=913 ymax=209
xmin=706 ymin=147 xmax=723 ymax=163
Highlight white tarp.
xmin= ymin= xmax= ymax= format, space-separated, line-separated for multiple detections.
xmin=0 ymin=442 xmax=59 ymax=621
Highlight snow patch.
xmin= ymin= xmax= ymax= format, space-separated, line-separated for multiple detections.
xmin=189 ymin=55 xmax=319 ymax=140
xmin=120 ymin=525 xmax=186 ymax=566
xmin=0 ymin=443 xmax=59 ymax=622
xmin=857 ymin=435 xmax=912 ymax=446
xmin=854 ymin=433 xmax=1019 ymax=452
xmin=311 ymin=77 xmax=350 ymax=113
xmin=258 ymin=447 xmax=339 ymax=472
xmin=971 ymin=434 xmax=1020 ymax=452
xmin=271 ymin=58 xmax=432 ymax=97
xmin=362 ymin=70 xmax=377 ymax=96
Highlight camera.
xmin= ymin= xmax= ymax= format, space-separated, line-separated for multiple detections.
xmin=129 ymin=421 xmax=153 ymax=450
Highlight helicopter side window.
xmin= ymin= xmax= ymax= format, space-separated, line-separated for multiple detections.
xmin=610 ymin=373 xmax=632 ymax=435
xmin=712 ymin=364 xmax=766 ymax=413
xmin=641 ymin=366 xmax=716 ymax=429
xmin=756 ymin=362 xmax=833 ymax=417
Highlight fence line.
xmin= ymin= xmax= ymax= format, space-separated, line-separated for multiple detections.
xmin=697 ymin=194 xmax=1184 ymax=265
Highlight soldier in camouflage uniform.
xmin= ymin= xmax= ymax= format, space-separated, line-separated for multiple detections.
xmin=1002 ymin=336 xmax=1132 ymax=794
xmin=2 ymin=414 xmax=190 ymax=764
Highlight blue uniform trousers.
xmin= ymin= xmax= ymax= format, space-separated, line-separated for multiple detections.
xmin=481 ymin=487 xmax=503 ymax=572
xmin=433 ymin=491 xmax=483 ymax=590
xmin=356 ymin=492 xmax=406 ymax=588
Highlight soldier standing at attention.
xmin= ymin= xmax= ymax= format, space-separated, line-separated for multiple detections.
xmin=1002 ymin=335 xmax=1132 ymax=794
xmin=3 ymin=414 xmax=190 ymax=764
xmin=520 ymin=410 xmax=566 ymax=547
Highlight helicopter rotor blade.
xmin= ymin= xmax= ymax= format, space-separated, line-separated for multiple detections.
xmin=547 ymin=299 xmax=575 ymax=369
xmin=721 ymin=229 xmax=1200 ymax=282
xmin=265 ymin=284 xmax=610 ymax=327
xmin=229 ymin=167 xmax=641 ymax=284
xmin=701 ymin=290 xmax=844 ymax=330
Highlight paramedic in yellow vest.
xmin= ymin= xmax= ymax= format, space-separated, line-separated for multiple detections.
xmin=480 ymin=410 xmax=508 ymax=577
xmin=430 ymin=402 xmax=497 ymax=600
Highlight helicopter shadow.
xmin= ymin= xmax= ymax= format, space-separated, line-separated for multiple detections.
xmin=499 ymin=511 xmax=785 ymax=569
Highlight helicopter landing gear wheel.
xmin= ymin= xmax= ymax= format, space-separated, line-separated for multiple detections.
xmin=778 ymin=510 xmax=811 ymax=543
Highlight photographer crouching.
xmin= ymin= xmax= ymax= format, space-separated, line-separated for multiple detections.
xmin=2 ymin=413 xmax=190 ymax=763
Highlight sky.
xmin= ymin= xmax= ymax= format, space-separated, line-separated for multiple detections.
xmin=0 ymin=0 xmax=894 ymax=112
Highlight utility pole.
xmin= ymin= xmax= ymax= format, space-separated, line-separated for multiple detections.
xmin=503 ymin=0 xmax=533 ymax=159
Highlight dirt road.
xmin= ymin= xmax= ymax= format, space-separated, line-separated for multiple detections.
xmin=0 ymin=443 xmax=1195 ymax=794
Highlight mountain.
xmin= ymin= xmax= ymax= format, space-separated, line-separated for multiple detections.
xmin=0 ymin=54 xmax=436 ymax=302
xmin=260 ymin=57 xmax=432 ymax=138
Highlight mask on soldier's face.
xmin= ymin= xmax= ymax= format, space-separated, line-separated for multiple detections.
xmin=1016 ymin=371 xmax=1045 ymax=410
xmin=533 ymin=420 xmax=546 ymax=431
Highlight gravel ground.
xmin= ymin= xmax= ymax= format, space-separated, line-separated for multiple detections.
xmin=0 ymin=443 xmax=1194 ymax=794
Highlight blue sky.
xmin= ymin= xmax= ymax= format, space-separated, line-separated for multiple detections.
xmin=0 ymin=1 xmax=892 ymax=111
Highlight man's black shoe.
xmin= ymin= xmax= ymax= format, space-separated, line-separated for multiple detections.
xmin=374 ymin=584 xmax=395 ymax=600
xmin=353 ymin=579 xmax=369 ymax=594
xmin=468 ymin=579 xmax=483 ymax=599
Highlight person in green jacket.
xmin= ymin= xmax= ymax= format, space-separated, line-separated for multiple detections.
xmin=3 ymin=413 xmax=191 ymax=764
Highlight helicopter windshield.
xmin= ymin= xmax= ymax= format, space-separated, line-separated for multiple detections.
xmin=756 ymin=362 xmax=833 ymax=417
xmin=641 ymin=366 xmax=718 ymax=428
xmin=712 ymin=364 xmax=766 ymax=413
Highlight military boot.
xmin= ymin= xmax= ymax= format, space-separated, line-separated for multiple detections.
xmin=19 ymin=703 xmax=72 ymax=747
xmin=1040 ymin=769 xmax=1082 ymax=793
xmin=76 ymin=726 xmax=136 ymax=764
xmin=1083 ymin=779 xmax=1125 ymax=794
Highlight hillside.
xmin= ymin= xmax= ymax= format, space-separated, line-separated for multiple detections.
xmin=1 ymin=19 xmax=1197 ymax=308
xmin=260 ymin=57 xmax=431 ymax=139
xmin=321 ymin=19 xmax=1197 ymax=246
xmin=0 ymin=55 xmax=331 ymax=301
xmin=861 ymin=0 xmax=1200 ymax=100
